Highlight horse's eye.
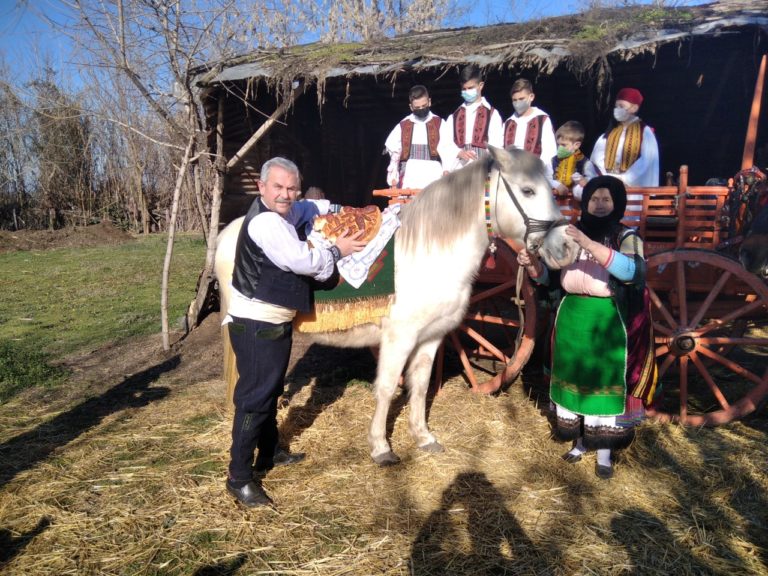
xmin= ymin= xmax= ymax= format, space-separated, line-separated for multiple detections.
xmin=522 ymin=187 xmax=535 ymax=197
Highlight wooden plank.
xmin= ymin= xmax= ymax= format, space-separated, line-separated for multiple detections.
xmin=743 ymin=54 xmax=766 ymax=169
xmin=226 ymin=84 xmax=304 ymax=170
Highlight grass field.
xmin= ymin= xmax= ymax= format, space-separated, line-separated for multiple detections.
xmin=0 ymin=234 xmax=205 ymax=402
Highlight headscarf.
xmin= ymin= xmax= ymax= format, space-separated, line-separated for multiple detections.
xmin=578 ymin=175 xmax=627 ymax=241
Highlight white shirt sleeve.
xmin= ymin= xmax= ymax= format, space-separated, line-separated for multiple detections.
xmin=438 ymin=113 xmax=461 ymax=172
xmin=384 ymin=122 xmax=403 ymax=186
xmin=622 ymin=125 xmax=660 ymax=187
xmin=250 ymin=209 xmax=336 ymax=281
xmin=488 ymin=108 xmax=504 ymax=148
xmin=539 ymin=116 xmax=558 ymax=163
xmin=583 ymin=158 xmax=599 ymax=180
xmin=545 ymin=156 xmax=557 ymax=187
xmin=590 ymin=134 xmax=607 ymax=175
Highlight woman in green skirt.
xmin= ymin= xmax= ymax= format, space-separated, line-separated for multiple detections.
xmin=517 ymin=176 xmax=657 ymax=479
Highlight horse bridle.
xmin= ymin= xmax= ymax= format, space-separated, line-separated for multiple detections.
xmin=495 ymin=172 xmax=568 ymax=249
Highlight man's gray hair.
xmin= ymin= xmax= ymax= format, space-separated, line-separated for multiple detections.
xmin=260 ymin=157 xmax=301 ymax=184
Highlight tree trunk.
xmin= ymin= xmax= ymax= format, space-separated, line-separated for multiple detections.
xmin=187 ymin=98 xmax=225 ymax=329
xmin=193 ymin=161 xmax=210 ymax=243
xmin=161 ymin=134 xmax=196 ymax=351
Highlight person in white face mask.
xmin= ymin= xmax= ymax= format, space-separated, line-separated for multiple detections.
xmin=503 ymin=78 xmax=557 ymax=165
xmin=437 ymin=64 xmax=504 ymax=172
xmin=384 ymin=85 xmax=445 ymax=189
xmin=590 ymin=88 xmax=660 ymax=216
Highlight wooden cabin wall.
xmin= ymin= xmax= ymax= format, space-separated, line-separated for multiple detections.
xmin=211 ymin=27 xmax=766 ymax=228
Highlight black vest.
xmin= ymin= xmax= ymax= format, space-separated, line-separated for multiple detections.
xmin=231 ymin=198 xmax=313 ymax=312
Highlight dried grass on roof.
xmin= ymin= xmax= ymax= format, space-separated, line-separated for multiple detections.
xmin=193 ymin=1 xmax=768 ymax=90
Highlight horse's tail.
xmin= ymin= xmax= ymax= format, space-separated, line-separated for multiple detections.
xmin=308 ymin=323 xmax=383 ymax=348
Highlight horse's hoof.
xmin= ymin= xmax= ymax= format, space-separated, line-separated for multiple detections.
xmin=372 ymin=451 xmax=401 ymax=466
xmin=419 ymin=441 xmax=444 ymax=454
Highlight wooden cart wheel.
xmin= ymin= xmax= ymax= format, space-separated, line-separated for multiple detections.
xmin=446 ymin=239 xmax=538 ymax=394
xmin=646 ymin=249 xmax=768 ymax=425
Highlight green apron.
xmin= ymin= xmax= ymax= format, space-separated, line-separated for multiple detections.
xmin=550 ymin=294 xmax=627 ymax=416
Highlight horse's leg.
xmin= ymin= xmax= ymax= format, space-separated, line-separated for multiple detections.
xmin=368 ymin=326 xmax=416 ymax=466
xmin=405 ymin=338 xmax=444 ymax=454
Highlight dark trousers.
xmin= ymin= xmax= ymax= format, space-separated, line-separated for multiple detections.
xmin=227 ymin=317 xmax=293 ymax=482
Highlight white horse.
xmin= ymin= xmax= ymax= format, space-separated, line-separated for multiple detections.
xmin=215 ymin=147 xmax=579 ymax=465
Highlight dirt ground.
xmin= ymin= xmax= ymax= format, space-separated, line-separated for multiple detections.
xmin=0 ymin=221 xmax=134 ymax=253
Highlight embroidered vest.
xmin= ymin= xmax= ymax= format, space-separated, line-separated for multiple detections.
xmin=503 ymin=115 xmax=547 ymax=156
xmin=604 ymin=121 xmax=645 ymax=173
xmin=552 ymin=152 xmax=588 ymax=188
xmin=231 ymin=198 xmax=313 ymax=312
xmin=453 ymin=105 xmax=493 ymax=149
xmin=400 ymin=116 xmax=442 ymax=162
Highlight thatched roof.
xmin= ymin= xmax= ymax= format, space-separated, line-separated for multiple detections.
xmin=191 ymin=0 xmax=768 ymax=91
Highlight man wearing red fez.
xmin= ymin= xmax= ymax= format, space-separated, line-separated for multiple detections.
xmin=590 ymin=88 xmax=659 ymax=215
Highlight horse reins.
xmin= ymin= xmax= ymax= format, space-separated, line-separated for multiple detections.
xmin=484 ymin=171 xmax=568 ymax=360
xmin=496 ymin=173 xmax=569 ymax=247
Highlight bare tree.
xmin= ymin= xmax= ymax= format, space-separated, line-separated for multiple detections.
xmin=44 ymin=0 xmax=455 ymax=348
xmin=0 ymin=63 xmax=34 ymax=230
xmin=30 ymin=67 xmax=93 ymax=229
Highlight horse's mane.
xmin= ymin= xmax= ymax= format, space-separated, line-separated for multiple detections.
xmin=399 ymin=157 xmax=491 ymax=251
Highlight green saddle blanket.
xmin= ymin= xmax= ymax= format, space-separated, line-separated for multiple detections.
xmin=295 ymin=238 xmax=395 ymax=333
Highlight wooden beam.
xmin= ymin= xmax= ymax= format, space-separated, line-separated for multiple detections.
xmin=226 ymin=84 xmax=305 ymax=170
xmin=742 ymin=54 xmax=767 ymax=170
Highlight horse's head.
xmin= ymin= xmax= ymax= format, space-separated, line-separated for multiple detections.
xmin=487 ymin=146 xmax=578 ymax=269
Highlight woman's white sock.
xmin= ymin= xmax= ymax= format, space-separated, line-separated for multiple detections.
xmin=568 ymin=438 xmax=586 ymax=457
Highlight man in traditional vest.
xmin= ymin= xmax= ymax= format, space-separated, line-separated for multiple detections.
xmin=384 ymin=85 xmax=444 ymax=189
xmin=224 ymin=157 xmax=366 ymax=507
xmin=438 ymin=64 xmax=503 ymax=172
xmin=590 ymin=88 xmax=659 ymax=215
xmin=503 ymin=78 xmax=557 ymax=165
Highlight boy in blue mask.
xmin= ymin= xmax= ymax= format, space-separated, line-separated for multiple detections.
xmin=503 ymin=78 xmax=557 ymax=165
xmin=548 ymin=121 xmax=598 ymax=199
xmin=437 ymin=64 xmax=503 ymax=172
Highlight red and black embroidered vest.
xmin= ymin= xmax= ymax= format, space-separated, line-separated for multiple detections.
xmin=503 ymin=115 xmax=547 ymax=156
xmin=453 ymin=105 xmax=493 ymax=149
xmin=400 ymin=116 xmax=442 ymax=162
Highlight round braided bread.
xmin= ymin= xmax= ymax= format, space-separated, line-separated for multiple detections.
xmin=313 ymin=205 xmax=382 ymax=244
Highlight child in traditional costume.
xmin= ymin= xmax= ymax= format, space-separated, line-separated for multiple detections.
xmin=517 ymin=176 xmax=658 ymax=479
xmin=547 ymin=120 xmax=598 ymax=199
xmin=590 ymin=88 xmax=659 ymax=218
xmin=437 ymin=64 xmax=504 ymax=172
xmin=503 ymin=78 xmax=557 ymax=165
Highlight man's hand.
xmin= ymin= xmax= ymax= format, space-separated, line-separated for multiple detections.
xmin=458 ymin=149 xmax=477 ymax=162
xmin=554 ymin=183 xmax=569 ymax=197
xmin=335 ymin=229 xmax=367 ymax=258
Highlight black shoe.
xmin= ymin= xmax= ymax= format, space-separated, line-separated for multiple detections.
xmin=254 ymin=448 xmax=306 ymax=475
xmin=226 ymin=480 xmax=273 ymax=507
xmin=561 ymin=451 xmax=583 ymax=464
xmin=595 ymin=463 xmax=614 ymax=480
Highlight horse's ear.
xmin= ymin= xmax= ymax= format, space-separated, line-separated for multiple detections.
xmin=487 ymin=145 xmax=512 ymax=172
